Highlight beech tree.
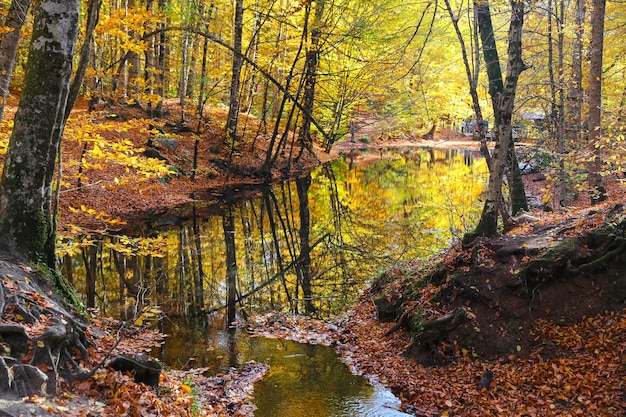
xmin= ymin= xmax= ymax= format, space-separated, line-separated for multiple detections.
xmin=0 ymin=0 xmax=96 ymax=397
xmin=466 ymin=0 xmax=528 ymax=241
xmin=0 ymin=0 xmax=80 ymax=267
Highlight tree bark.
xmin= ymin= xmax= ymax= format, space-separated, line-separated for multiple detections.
xmin=65 ymin=0 xmax=103 ymax=122
xmin=297 ymin=0 xmax=326 ymax=161
xmin=587 ymin=0 xmax=607 ymax=204
xmin=225 ymin=0 xmax=244 ymax=145
xmin=467 ymin=0 xmax=527 ymax=242
xmin=0 ymin=0 xmax=80 ymax=267
xmin=296 ymin=175 xmax=314 ymax=314
xmin=0 ymin=0 xmax=31 ymax=122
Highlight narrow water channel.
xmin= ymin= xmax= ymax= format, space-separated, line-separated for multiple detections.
xmin=66 ymin=147 xmax=486 ymax=415
xmin=158 ymin=317 xmax=412 ymax=416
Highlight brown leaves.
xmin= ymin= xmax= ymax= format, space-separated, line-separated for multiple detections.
xmin=341 ymin=301 xmax=626 ymax=416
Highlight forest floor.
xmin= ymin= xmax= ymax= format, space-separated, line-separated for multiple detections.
xmin=0 ymin=97 xmax=624 ymax=416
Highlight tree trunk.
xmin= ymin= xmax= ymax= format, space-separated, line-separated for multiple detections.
xmin=65 ymin=0 xmax=104 ymax=122
xmin=443 ymin=0 xmax=488 ymax=162
xmin=0 ymin=0 xmax=31 ymax=122
xmin=468 ymin=0 xmax=528 ymax=241
xmin=587 ymin=0 xmax=607 ymax=204
xmin=0 ymin=0 xmax=80 ymax=267
xmin=126 ymin=0 xmax=141 ymax=100
xmin=297 ymin=0 xmax=326 ymax=161
xmin=154 ymin=0 xmax=168 ymax=117
xmin=225 ymin=0 xmax=244 ymax=145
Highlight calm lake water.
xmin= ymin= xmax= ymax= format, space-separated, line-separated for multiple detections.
xmin=66 ymin=147 xmax=486 ymax=416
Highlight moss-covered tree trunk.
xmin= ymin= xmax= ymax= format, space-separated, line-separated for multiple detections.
xmin=0 ymin=0 xmax=80 ymax=268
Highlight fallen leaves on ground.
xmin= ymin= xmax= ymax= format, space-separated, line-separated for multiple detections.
xmin=245 ymin=302 xmax=626 ymax=416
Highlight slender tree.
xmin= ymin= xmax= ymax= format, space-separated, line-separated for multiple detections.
xmin=225 ymin=0 xmax=245 ymax=146
xmin=0 ymin=0 xmax=31 ymax=121
xmin=297 ymin=0 xmax=326 ymax=161
xmin=467 ymin=0 xmax=528 ymax=241
xmin=65 ymin=0 xmax=104 ymax=121
xmin=587 ymin=0 xmax=607 ymax=203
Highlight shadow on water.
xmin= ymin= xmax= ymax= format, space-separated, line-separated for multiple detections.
xmin=63 ymin=147 xmax=486 ymax=416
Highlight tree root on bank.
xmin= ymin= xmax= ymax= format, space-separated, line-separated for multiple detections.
xmin=0 ymin=259 xmax=93 ymax=397
xmin=567 ymin=237 xmax=626 ymax=275
xmin=383 ymin=307 xmax=467 ymax=343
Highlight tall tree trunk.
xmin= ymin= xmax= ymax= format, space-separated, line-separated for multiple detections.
xmin=126 ymin=0 xmax=141 ymax=100
xmin=144 ymin=0 xmax=155 ymax=114
xmin=0 ymin=0 xmax=31 ymax=122
xmin=297 ymin=0 xmax=325 ymax=161
xmin=178 ymin=30 xmax=189 ymax=122
xmin=587 ymin=0 xmax=607 ymax=204
xmin=547 ymin=0 xmax=566 ymax=208
xmin=154 ymin=0 xmax=168 ymax=117
xmin=225 ymin=0 xmax=244 ymax=145
xmin=567 ymin=0 xmax=585 ymax=141
xmin=443 ymin=0 xmax=488 ymax=161
xmin=468 ymin=0 xmax=528 ymax=242
xmin=65 ymin=0 xmax=104 ymax=122
xmin=196 ymin=2 xmax=214 ymax=116
xmin=0 ymin=0 xmax=80 ymax=267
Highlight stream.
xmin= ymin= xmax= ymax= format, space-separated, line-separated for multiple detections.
xmin=68 ymin=147 xmax=487 ymax=415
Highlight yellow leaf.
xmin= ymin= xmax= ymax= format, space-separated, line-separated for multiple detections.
xmin=181 ymin=384 xmax=192 ymax=394
xmin=37 ymin=340 xmax=45 ymax=348
xmin=15 ymin=314 xmax=23 ymax=321
xmin=134 ymin=317 xmax=144 ymax=326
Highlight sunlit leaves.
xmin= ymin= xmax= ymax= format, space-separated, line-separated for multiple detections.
xmin=63 ymin=117 xmax=176 ymax=190
xmin=96 ymin=7 xmax=162 ymax=52
xmin=105 ymin=235 xmax=172 ymax=258
xmin=133 ymin=305 xmax=163 ymax=326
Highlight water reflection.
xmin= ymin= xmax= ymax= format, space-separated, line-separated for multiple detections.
xmin=156 ymin=316 xmax=411 ymax=417
xmin=63 ymin=147 xmax=486 ymax=322
xmin=62 ymin=147 xmax=484 ymax=416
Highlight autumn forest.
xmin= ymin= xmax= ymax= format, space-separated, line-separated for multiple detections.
xmin=0 ymin=0 xmax=624 ymax=415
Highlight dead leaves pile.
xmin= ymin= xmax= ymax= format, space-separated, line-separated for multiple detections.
xmin=345 ymin=302 xmax=626 ymax=416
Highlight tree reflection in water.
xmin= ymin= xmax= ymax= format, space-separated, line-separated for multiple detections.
xmin=64 ymin=148 xmax=487 ymax=325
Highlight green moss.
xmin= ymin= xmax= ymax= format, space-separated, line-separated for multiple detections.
xmin=35 ymin=262 xmax=85 ymax=315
